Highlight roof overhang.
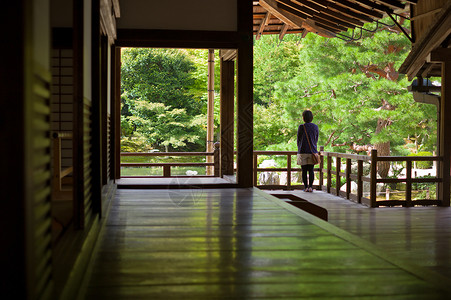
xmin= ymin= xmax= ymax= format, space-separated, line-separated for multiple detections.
xmin=399 ymin=1 xmax=451 ymax=80
xmin=253 ymin=0 xmax=412 ymax=41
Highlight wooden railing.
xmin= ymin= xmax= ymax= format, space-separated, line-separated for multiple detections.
xmin=254 ymin=148 xmax=443 ymax=207
xmin=121 ymin=144 xmax=220 ymax=177
xmin=120 ymin=146 xmax=443 ymax=207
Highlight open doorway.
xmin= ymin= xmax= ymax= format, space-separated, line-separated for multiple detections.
xmin=116 ymin=47 xmax=238 ymax=187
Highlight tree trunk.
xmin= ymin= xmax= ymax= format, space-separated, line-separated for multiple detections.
xmin=375 ymin=118 xmax=391 ymax=178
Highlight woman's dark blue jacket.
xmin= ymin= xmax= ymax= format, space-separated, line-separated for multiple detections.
xmin=297 ymin=122 xmax=319 ymax=154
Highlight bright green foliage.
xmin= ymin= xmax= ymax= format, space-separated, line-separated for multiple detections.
xmin=253 ymin=19 xmax=437 ymax=157
xmin=121 ymin=48 xmax=206 ymax=152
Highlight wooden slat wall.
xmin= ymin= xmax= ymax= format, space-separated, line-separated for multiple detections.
xmin=51 ymin=49 xmax=73 ymax=170
xmin=107 ymin=113 xmax=111 ymax=181
xmin=83 ymin=98 xmax=93 ymax=223
xmin=32 ymin=65 xmax=54 ymax=300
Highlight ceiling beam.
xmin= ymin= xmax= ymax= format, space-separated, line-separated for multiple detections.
xmin=256 ymin=12 xmax=272 ymax=40
xmin=375 ymin=0 xmax=406 ymax=10
xmin=293 ymin=0 xmax=364 ymax=27
xmin=355 ymin=0 xmax=394 ymax=13
xmin=335 ymin=0 xmax=383 ymax=19
xmin=279 ymin=23 xmax=290 ymax=40
xmin=259 ymin=0 xmax=304 ymax=28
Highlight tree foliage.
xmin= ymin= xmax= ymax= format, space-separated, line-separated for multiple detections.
xmin=121 ymin=48 xmax=206 ymax=152
xmin=253 ymin=18 xmax=437 ymax=177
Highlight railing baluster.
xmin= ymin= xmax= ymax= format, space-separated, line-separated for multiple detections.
xmin=335 ymin=156 xmax=341 ymax=196
xmin=346 ymin=158 xmax=351 ymax=200
xmin=370 ymin=149 xmax=378 ymax=208
xmin=287 ymin=154 xmax=292 ymax=190
xmin=319 ymin=146 xmax=324 ymax=191
xmin=253 ymin=152 xmax=258 ymax=186
xmin=327 ymin=154 xmax=332 ymax=194
xmin=357 ymin=160 xmax=363 ymax=204
xmin=406 ymin=160 xmax=412 ymax=207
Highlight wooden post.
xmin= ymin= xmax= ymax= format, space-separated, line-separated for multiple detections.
xmin=287 ymin=154 xmax=292 ymax=189
xmin=114 ymin=47 xmax=121 ymax=179
xmin=163 ymin=165 xmax=171 ymax=177
xmin=236 ymin=0 xmax=253 ymax=187
xmin=220 ymin=58 xmax=235 ymax=176
xmin=319 ymin=146 xmax=324 ymax=190
xmin=335 ymin=157 xmax=341 ymax=196
xmin=213 ymin=142 xmax=220 ymax=177
xmin=253 ymin=153 xmax=258 ymax=186
xmin=206 ymin=49 xmax=215 ymax=175
xmin=327 ymin=155 xmax=332 ymax=193
xmin=406 ymin=160 xmax=412 ymax=207
xmin=386 ymin=188 xmax=390 ymax=201
xmin=357 ymin=160 xmax=363 ymax=203
xmin=346 ymin=158 xmax=351 ymax=200
xmin=370 ymin=149 xmax=378 ymax=207
xmin=428 ymin=49 xmax=451 ymax=206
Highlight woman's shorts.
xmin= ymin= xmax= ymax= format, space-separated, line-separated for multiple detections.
xmin=297 ymin=153 xmax=314 ymax=166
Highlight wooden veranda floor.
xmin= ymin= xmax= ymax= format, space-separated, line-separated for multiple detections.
xmin=79 ymin=188 xmax=451 ymax=299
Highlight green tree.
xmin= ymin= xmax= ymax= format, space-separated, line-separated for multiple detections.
xmin=270 ymin=19 xmax=437 ymax=177
xmin=121 ymin=48 xmax=206 ymax=152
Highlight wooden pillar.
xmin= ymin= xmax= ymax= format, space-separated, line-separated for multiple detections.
xmin=91 ymin=0 xmax=102 ymax=215
xmin=114 ymin=47 xmax=121 ymax=179
xmin=220 ymin=58 xmax=235 ymax=176
xmin=236 ymin=0 xmax=254 ymax=187
xmin=206 ymin=49 xmax=215 ymax=175
xmin=370 ymin=149 xmax=378 ymax=208
xmin=73 ymin=0 xmax=86 ymax=228
xmin=429 ymin=49 xmax=451 ymax=206
xmin=1 ymin=0 xmax=53 ymax=297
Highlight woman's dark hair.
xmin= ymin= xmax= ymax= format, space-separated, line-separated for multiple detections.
xmin=303 ymin=110 xmax=313 ymax=123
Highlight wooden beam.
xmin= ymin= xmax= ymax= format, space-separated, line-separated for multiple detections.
xmin=116 ymin=29 xmax=240 ymax=48
xmin=279 ymin=0 xmax=355 ymax=30
xmin=376 ymin=0 xmax=405 ymax=10
xmin=259 ymin=0 xmax=304 ymax=28
xmin=275 ymin=1 xmax=337 ymax=37
xmin=279 ymin=23 xmax=289 ymax=40
xmin=112 ymin=0 xmax=120 ymax=17
xmin=256 ymin=12 xmax=271 ymax=40
xmin=219 ymin=49 xmax=237 ymax=61
xmin=335 ymin=0 xmax=383 ymax=19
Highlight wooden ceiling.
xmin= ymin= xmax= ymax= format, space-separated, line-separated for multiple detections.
xmin=253 ymin=0 xmax=414 ymax=40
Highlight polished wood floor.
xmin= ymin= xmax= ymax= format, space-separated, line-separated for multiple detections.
xmin=281 ymin=190 xmax=451 ymax=279
xmin=80 ymin=188 xmax=451 ymax=299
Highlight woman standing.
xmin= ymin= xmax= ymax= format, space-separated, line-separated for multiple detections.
xmin=297 ymin=110 xmax=319 ymax=192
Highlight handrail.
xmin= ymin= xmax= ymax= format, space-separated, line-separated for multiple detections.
xmin=253 ymin=148 xmax=443 ymax=208
xmin=120 ymin=147 xmax=444 ymax=207
xmin=120 ymin=145 xmax=220 ymax=177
